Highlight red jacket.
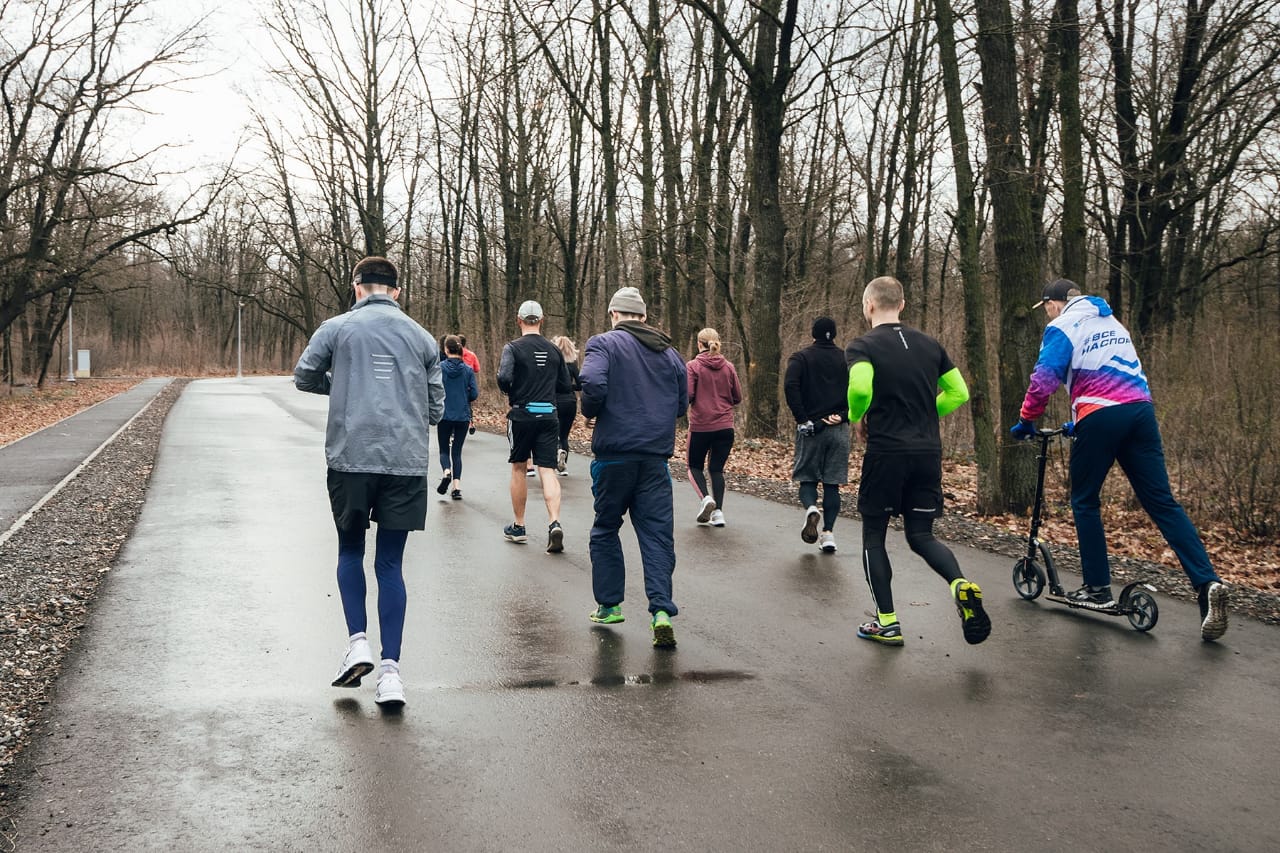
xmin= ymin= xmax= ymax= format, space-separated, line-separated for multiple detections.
xmin=461 ymin=348 xmax=480 ymax=375
xmin=686 ymin=352 xmax=742 ymax=432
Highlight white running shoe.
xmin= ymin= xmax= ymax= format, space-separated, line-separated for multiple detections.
xmin=556 ymin=448 xmax=568 ymax=472
xmin=709 ymin=509 xmax=725 ymax=527
xmin=801 ymin=506 xmax=821 ymax=543
xmin=696 ymin=494 xmax=717 ymax=524
xmin=331 ymin=637 xmax=375 ymax=687
xmin=818 ymin=531 xmax=837 ymax=553
xmin=526 ymin=468 xmax=537 ymax=477
xmin=375 ymin=670 xmax=406 ymax=707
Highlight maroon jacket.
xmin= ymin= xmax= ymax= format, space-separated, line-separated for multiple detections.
xmin=686 ymin=352 xmax=742 ymax=432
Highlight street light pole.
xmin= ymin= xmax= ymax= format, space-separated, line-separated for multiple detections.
xmin=66 ymin=304 xmax=75 ymax=383
xmin=236 ymin=300 xmax=244 ymax=378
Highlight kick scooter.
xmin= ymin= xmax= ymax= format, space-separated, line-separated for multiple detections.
xmin=1010 ymin=427 xmax=1160 ymax=631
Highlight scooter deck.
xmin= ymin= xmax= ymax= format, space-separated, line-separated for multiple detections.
xmin=1044 ymin=593 xmax=1130 ymax=617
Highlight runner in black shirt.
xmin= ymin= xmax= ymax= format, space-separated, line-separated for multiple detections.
xmin=497 ymin=300 xmax=573 ymax=552
xmin=844 ymin=276 xmax=989 ymax=647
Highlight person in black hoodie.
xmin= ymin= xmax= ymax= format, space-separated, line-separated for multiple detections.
xmin=783 ymin=317 xmax=850 ymax=553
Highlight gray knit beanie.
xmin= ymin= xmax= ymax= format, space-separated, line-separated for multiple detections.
xmin=608 ymin=286 xmax=647 ymax=316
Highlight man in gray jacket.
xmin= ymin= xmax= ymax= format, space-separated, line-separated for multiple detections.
xmin=294 ymin=256 xmax=444 ymax=708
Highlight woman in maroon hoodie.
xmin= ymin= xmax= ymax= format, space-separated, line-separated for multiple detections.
xmin=686 ymin=328 xmax=743 ymax=527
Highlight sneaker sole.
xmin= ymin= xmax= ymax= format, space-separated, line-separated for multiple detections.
xmin=696 ymin=499 xmax=717 ymax=524
xmin=1201 ymin=583 xmax=1229 ymax=641
xmin=505 ymin=533 xmax=528 ymax=543
xmin=711 ymin=520 xmax=725 ymax=528
xmin=547 ymin=526 xmax=564 ymax=553
xmin=801 ymin=509 xmax=820 ymax=544
xmin=955 ymin=581 xmax=991 ymax=645
xmin=820 ymin=541 xmax=837 ymax=553
xmin=856 ymin=630 xmax=904 ymax=646
xmin=374 ymin=692 xmax=406 ymax=707
xmin=589 ymin=612 xmax=625 ymax=625
xmin=436 ymin=476 xmax=451 ymax=495
xmin=652 ymin=622 xmax=677 ymax=648
xmin=332 ymin=661 xmax=374 ymax=688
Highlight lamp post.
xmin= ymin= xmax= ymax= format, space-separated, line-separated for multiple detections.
xmin=236 ymin=300 xmax=244 ymax=378
xmin=66 ymin=304 xmax=75 ymax=383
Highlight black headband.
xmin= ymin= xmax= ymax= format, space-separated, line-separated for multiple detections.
xmin=357 ymin=271 xmax=398 ymax=286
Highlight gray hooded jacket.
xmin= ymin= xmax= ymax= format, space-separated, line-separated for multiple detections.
xmin=294 ymin=293 xmax=444 ymax=476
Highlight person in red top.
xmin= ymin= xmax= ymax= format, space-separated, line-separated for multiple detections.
xmin=685 ymin=328 xmax=742 ymax=527
xmin=458 ymin=334 xmax=480 ymax=375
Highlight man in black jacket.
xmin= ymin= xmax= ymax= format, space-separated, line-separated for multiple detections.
xmin=783 ymin=317 xmax=850 ymax=553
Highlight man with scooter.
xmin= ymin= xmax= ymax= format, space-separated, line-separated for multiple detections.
xmin=1010 ymin=278 xmax=1230 ymax=641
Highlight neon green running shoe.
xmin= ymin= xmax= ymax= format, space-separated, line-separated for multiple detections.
xmin=953 ymin=579 xmax=991 ymax=645
xmin=651 ymin=610 xmax=676 ymax=648
xmin=589 ymin=604 xmax=624 ymax=624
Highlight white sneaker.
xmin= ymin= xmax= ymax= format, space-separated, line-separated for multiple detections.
xmin=696 ymin=494 xmax=717 ymax=524
xmin=556 ymin=448 xmax=568 ymax=472
xmin=375 ymin=670 xmax=406 ymax=707
xmin=818 ymin=531 xmax=837 ymax=553
xmin=801 ymin=506 xmax=821 ymax=543
xmin=709 ymin=509 xmax=725 ymax=527
xmin=526 ymin=468 xmax=537 ymax=477
xmin=331 ymin=637 xmax=375 ymax=687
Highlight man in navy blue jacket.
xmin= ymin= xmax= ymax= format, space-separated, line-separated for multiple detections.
xmin=579 ymin=287 xmax=688 ymax=647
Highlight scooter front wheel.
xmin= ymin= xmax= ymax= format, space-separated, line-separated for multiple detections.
xmin=1120 ymin=585 xmax=1159 ymax=632
xmin=1012 ymin=557 xmax=1046 ymax=600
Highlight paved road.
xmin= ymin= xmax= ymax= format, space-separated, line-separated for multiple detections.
xmin=0 ymin=378 xmax=172 ymax=538
xmin=11 ymin=377 xmax=1278 ymax=851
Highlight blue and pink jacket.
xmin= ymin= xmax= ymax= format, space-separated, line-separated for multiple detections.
xmin=1020 ymin=295 xmax=1152 ymax=424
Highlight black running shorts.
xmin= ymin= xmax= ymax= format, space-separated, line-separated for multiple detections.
xmin=507 ymin=417 xmax=559 ymax=468
xmin=856 ymin=451 xmax=944 ymax=518
xmin=327 ymin=469 xmax=429 ymax=531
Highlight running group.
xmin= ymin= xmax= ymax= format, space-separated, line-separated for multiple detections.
xmin=294 ymin=259 xmax=1230 ymax=708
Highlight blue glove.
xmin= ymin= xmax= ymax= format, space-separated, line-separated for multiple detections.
xmin=1061 ymin=421 xmax=1075 ymax=437
xmin=1009 ymin=418 xmax=1036 ymax=441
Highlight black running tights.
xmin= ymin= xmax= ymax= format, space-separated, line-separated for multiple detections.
xmin=798 ymin=482 xmax=841 ymax=531
xmin=687 ymin=428 xmax=735 ymax=508
xmin=861 ymin=513 xmax=963 ymax=615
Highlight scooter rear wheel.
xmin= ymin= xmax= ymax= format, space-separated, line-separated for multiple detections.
xmin=1012 ymin=558 xmax=1046 ymax=600
xmin=1121 ymin=587 xmax=1159 ymax=632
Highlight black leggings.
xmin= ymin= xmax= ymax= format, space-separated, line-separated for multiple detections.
xmin=861 ymin=514 xmax=962 ymax=615
xmin=798 ymin=482 xmax=841 ymax=531
xmin=437 ymin=420 xmax=469 ymax=479
xmin=687 ymin=428 xmax=735 ymax=508
xmin=556 ymin=398 xmax=577 ymax=452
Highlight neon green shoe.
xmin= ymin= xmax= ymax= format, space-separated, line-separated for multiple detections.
xmin=589 ymin=604 xmax=624 ymax=624
xmin=953 ymin=580 xmax=991 ymax=645
xmin=651 ymin=610 xmax=676 ymax=648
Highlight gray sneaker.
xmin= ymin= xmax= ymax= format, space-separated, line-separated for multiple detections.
xmin=1199 ymin=581 xmax=1229 ymax=641
xmin=801 ymin=506 xmax=820 ymax=544
xmin=818 ymin=531 xmax=837 ymax=553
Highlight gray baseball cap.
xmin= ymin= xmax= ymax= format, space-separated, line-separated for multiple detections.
xmin=518 ymin=300 xmax=543 ymax=321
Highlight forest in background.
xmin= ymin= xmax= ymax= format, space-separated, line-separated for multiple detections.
xmin=2 ymin=0 xmax=1278 ymax=533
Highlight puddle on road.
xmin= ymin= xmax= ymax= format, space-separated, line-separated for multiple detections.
xmin=496 ymin=669 xmax=757 ymax=690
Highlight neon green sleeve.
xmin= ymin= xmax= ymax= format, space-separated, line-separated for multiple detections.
xmin=847 ymin=360 xmax=874 ymax=422
xmin=936 ymin=367 xmax=970 ymax=418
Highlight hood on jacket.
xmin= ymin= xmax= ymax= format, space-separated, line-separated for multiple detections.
xmin=694 ymin=351 xmax=728 ymax=370
xmin=615 ymin=320 xmax=673 ymax=353
xmin=1063 ymin=295 xmax=1112 ymax=319
xmin=441 ymin=356 xmax=471 ymax=376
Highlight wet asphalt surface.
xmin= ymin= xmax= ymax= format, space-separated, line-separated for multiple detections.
xmin=0 ymin=379 xmax=172 ymax=537
xmin=8 ymin=377 xmax=1279 ymax=851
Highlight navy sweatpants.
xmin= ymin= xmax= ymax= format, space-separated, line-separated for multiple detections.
xmin=1071 ymin=401 xmax=1218 ymax=590
xmin=589 ymin=458 xmax=678 ymax=616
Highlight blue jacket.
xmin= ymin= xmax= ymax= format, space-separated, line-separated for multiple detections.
xmin=440 ymin=356 xmax=478 ymax=422
xmin=580 ymin=321 xmax=688 ymax=459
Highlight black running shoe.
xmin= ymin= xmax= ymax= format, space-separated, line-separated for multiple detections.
xmin=436 ymin=473 xmax=451 ymax=495
xmin=546 ymin=521 xmax=564 ymax=554
xmin=1065 ymin=584 xmax=1115 ymax=609
xmin=451 ymin=489 xmax=462 ymax=501
xmin=953 ymin=580 xmax=991 ymax=645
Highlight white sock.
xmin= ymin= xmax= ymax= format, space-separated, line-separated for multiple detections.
xmin=380 ymin=659 xmax=399 ymax=675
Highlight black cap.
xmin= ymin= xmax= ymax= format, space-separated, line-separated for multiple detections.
xmin=1032 ymin=278 xmax=1077 ymax=309
xmin=812 ymin=317 xmax=837 ymax=342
